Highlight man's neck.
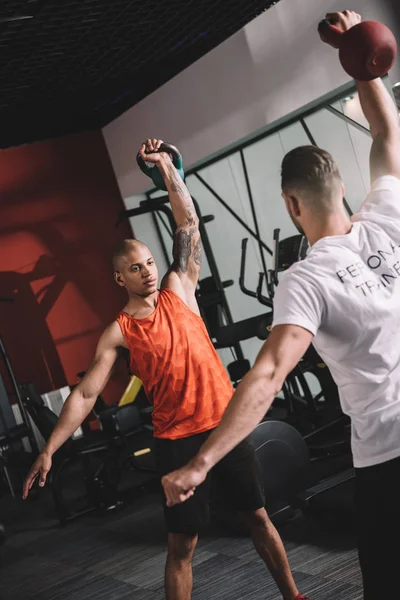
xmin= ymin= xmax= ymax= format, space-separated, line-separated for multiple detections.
xmin=124 ymin=290 xmax=159 ymax=315
xmin=306 ymin=212 xmax=352 ymax=246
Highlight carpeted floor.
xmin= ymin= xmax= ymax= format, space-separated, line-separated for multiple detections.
xmin=0 ymin=486 xmax=363 ymax=600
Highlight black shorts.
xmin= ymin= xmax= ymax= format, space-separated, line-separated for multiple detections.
xmin=355 ymin=455 xmax=400 ymax=600
xmin=155 ymin=429 xmax=265 ymax=534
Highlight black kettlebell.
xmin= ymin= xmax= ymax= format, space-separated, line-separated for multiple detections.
xmin=136 ymin=142 xmax=185 ymax=191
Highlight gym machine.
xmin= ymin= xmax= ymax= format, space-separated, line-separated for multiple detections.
xmin=20 ymin=382 xmax=156 ymax=526
xmin=0 ymin=297 xmax=39 ymax=500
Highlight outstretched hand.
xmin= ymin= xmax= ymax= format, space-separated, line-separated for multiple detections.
xmin=139 ymin=138 xmax=169 ymax=165
xmin=319 ymin=9 xmax=361 ymax=46
xmin=161 ymin=461 xmax=208 ymax=507
xmin=22 ymin=452 xmax=52 ymax=499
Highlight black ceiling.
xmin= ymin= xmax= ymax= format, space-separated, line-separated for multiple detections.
xmin=0 ymin=0 xmax=280 ymax=149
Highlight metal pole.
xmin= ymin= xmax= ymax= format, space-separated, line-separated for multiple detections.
xmin=239 ymin=149 xmax=269 ymax=286
xmin=325 ymin=105 xmax=371 ymax=137
xmin=0 ymin=337 xmax=29 ymax=424
xmin=158 ymin=205 xmax=178 ymax=233
xmin=145 ymin=192 xmax=171 ymax=267
xmin=156 ymin=211 xmax=174 ymax=239
xmin=299 ymin=118 xmax=318 ymax=146
xmin=194 ymin=173 xmax=272 ymax=256
xmin=192 ymin=197 xmax=244 ymax=361
xmin=151 ymin=212 xmax=171 ymax=267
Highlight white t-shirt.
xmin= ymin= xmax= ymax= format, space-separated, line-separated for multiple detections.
xmin=273 ymin=176 xmax=400 ymax=468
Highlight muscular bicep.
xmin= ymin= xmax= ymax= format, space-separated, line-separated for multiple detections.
xmin=78 ymin=322 xmax=123 ymax=400
xmin=252 ymin=324 xmax=313 ymax=387
xmin=370 ymin=131 xmax=400 ymax=184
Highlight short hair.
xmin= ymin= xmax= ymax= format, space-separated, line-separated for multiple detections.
xmin=281 ymin=145 xmax=342 ymax=208
xmin=112 ymin=239 xmax=147 ymax=271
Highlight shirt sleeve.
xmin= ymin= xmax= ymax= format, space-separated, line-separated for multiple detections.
xmin=272 ymin=269 xmax=324 ymax=336
xmin=353 ymin=176 xmax=400 ymax=222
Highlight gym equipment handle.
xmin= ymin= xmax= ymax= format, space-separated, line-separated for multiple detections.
xmin=239 ymin=238 xmax=257 ymax=299
xmin=257 ymin=273 xmax=273 ymax=308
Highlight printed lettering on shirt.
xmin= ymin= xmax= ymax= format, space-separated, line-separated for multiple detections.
xmin=336 ymin=240 xmax=400 ymax=296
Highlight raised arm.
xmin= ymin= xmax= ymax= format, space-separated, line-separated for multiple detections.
xmin=357 ymin=78 xmax=400 ymax=183
xmin=139 ymin=139 xmax=201 ymax=293
xmin=22 ymin=321 xmax=124 ymax=499
xmin=321 ymin=11 xmax=400 ymax=184
xmin=162 ymin=324 xmax=313 ymax=505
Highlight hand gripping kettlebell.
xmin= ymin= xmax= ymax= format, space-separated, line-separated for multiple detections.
xmin=318 ymin=19 xmax=397 ymax=81
xmin=136 ymin=142 xmax=185 ymax=191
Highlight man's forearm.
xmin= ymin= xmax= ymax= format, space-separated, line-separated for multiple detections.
xmin=43 ymin=388 xmax=95 ymax=456
xmin=193 ymin=372 xmax=278 ymax=472
xmin=157 ymin=155 xmax=197 ymax=227
xmin=357 ymin=79 xmax=399 ymax=138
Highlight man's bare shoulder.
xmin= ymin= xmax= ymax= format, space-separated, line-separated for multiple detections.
xmin=99 ymin=319 xmax=128 ymax=350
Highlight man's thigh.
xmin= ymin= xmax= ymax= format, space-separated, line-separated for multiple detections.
xmin=155 ymin=431 xmax=213 ymax=534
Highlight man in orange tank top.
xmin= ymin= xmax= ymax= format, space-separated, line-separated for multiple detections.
xmin=23 ymin=139 xmax=309 ymax=600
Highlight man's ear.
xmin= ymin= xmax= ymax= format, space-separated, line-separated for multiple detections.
xmin=291 ymin=195 xmax=301 ymax=217
xmin=114 ymin=271 xmax=125 ymax=287
xmin=283 ymin=191 xmax=301 ymax=217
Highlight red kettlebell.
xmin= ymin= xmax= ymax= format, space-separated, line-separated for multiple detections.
xmin=318 ymin=19 xmax=397 ymax=81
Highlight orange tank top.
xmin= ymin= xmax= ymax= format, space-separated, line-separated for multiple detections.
xmin=116 ymin=288 xmax=233 ymax=440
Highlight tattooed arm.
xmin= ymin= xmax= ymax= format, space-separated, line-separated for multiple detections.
xmin=138 ymin=139 xmax=202 ymax=296
xmin=158 ymin=154 xmax=201 ymax=285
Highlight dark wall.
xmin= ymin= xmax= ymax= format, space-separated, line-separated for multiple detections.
xmin=0 ymin=130 xmax=132 ymax=404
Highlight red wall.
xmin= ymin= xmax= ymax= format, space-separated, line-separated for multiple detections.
xmin=0 ymin=130 xmax=132 ymax=404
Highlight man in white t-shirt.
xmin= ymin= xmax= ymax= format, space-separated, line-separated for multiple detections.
xmin=162 ymin=9 xmax=400 ymax=600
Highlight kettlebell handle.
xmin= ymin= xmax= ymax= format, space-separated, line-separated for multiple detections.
xmin=318 ymin=19 xmax=343 ymax=49
xmin=158 ymin=142 xmax=181 ymax=161
xmin=136 ymin=142 xmax=182 ymax=177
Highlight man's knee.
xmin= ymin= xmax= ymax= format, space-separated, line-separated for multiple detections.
xmin=168 ymin=532 xmax=198 ymax=563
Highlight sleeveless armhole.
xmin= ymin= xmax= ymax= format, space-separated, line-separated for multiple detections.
xmin=115 ymin=314 xmax=129 ymax=343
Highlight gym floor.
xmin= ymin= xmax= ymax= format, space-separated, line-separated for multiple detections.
xmin=0 ymin=487 xmax=363 ymax=600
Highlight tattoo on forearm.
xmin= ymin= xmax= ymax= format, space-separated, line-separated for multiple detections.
xmin=158 ymin=157 xmax=201 ymax=274
xmin=173 ymin=228 xmax=193 ymax=273
xmin=173 ymin=227 xmax=201 ymax=273
xmin=170 ymin=172 xmax=190 ymax=200
xmin=160 ymin=159 xmax=195 ymax=216
xmin=193 ymin=238 xmax=202 ymax=266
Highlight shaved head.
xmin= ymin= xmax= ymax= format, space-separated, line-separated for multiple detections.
xmin=112 ymin=238 xmax=158 ymax=298
xmin=112 ymin=239 xmax=149 ymax=271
